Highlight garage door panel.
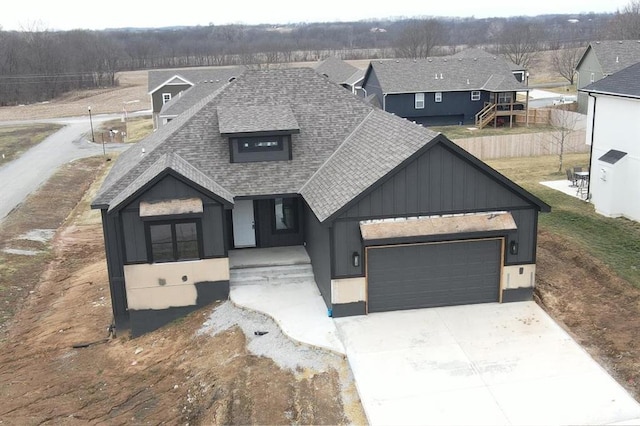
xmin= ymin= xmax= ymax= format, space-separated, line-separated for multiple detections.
xmin=368 ymin=239 xmax=501 ymax=313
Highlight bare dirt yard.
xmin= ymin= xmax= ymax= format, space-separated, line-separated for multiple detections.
xmin=0 ymin=158 xmax=364 ymax=425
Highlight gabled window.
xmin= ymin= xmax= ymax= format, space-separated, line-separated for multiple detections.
xmin=435 ymin=92 xmax=442 ymax=103
xmin=471 ymin=91 xmax=481 ymax=101
xmin=162 ymin=93 xmax=172 ymax=104
xmin=146 ymin=220 xmax=202 ymax=263
xmin=415 ymin=93 xmax=425 ymax=109
xmin=238 ymin=137 xmax=283 ymax=153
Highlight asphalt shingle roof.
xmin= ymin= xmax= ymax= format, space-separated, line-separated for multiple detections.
xmin=582 ymin=40 xmax=640 ymax=75
xmin=160 ymin=80 xmax=234 ymax=118
xmin=95 ymin=68 xmax=378 ymax=213
xmin=300 ymin=109 xmax=440 ymax=222
xmin=368 ymin=56 xmax=526 ymax=93
xmin=581 ymin=61 xmax=640 ymax=98
xmin=313 ymin=56 xmax=362 ymax=85
xmin=218 ymin=105 xmax=300 ymax=136
xmin=148 ymin=66 xmax=244 ymax=93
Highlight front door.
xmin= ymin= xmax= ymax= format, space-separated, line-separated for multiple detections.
xmin=232 ymin=200 xmax=256 ymax=248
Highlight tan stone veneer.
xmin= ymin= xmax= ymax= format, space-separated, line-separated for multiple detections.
xmin=331 ymin=277 xmax=366 ymax=304
xmin=124 ymin=258 xmax=229 ymax=310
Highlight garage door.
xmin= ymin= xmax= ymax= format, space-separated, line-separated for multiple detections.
xmin=367 ymin=239 xmax=502 ymax=313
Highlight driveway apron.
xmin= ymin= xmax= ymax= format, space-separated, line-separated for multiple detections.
xmin=335 ymin=301 xmax=640 ymax=425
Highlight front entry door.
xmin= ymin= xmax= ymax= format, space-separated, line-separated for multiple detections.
xmin=232 ymin=200 xmax=256 ymax=248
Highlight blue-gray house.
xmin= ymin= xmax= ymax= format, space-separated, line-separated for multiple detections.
xmin=361 ymin=54 xmax=529 ymax=128
xmin=93 ymin=68 xmax=549 ymax=336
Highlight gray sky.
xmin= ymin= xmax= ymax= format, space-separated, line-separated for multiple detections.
xmin=0 ymin=0 xmax=625 ymax=31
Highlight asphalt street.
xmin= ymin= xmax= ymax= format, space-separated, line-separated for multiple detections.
xmin=0 ymin=112 xmax=147 ymax=223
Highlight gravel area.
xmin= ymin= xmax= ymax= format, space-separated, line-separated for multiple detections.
xmin=200 ymin=301 xmax=338 ymax=373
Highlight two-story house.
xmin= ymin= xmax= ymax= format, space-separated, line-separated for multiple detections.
xmin=93 ymin=68 xmax=549 ymax=336
xmin=361 ymin=53 xmax=529 ymax=128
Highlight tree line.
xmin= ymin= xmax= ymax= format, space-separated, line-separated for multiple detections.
xmin=1 ymin=3 xmax=639 ymax=106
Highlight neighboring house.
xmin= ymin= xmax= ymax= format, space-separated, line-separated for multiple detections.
xmin=580 ymin=61 xmax=640 ymax=221
xmin=575 ymin=40 xmax=640 ymax=113
xmin=451 ymin=48 xmax=528 ymax=83
xmin=92 ymin=68 xmax=550 ymax=336
xmin=148 ymin=66 xmax=244 ymax=128
xmin=361 ymin=53 xmax=529 ymax=128
xmin=313 ymin=56 xmax=366 ymax=95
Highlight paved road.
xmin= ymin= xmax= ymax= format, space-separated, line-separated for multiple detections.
xmin=0 ymin=112 xmax=148 ymax=223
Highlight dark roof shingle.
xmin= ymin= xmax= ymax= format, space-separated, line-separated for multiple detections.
xmin=581 ymin=61 xmax=640 ymax=98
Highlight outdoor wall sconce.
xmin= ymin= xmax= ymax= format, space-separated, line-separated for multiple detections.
xmin=509 ymin=240 xmax=519 ymax=255
xmin=352 ymin=251 xmax=360 ymax=268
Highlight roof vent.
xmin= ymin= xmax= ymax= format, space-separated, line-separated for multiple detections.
xmin=467 ymin=78 xmax=470 ymax=85
xmin=458 ymin=58 xmax=462 ymax=61
xmin=228 ymin=77 xmax=236 ymax=83
xmin=395 ymin=60 xmax=399 ymax=63
xmin=435 ymin=73 xmax=439 ymax=79
xmin=440 ymin=73 xmax=443 ymax=79
xmin=619 ymin=40 xmax=623 ymax=44
xmin=428 ymin=58 xmax=432 ymax=62
xmin=141 ymin=148 xmax=146 ymax=157
xmin=616 ymin=56 xmax=619 ymax=63
xmin=443 ymin=58 xmax=447 ymax=62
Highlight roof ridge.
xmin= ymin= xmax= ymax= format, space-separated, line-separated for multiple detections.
xmin=298 ymin=109 xmax=375 ymax=194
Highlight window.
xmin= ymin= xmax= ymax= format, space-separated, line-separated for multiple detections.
xmin=497 ymin=92 xmax=513 ymax=104
xmin=471 ymin=91 xmax=481 ymax=101
xmin=147 ymin=220 xmax=201 ymax=263
xmin=435 ymin=92 xmax=442 ymax=103
xmin=162 ymin=93 xmax=172 ymax=104
xmin=415 ymin=93 xmax=425 ymax=109
xmin=237 ymin=136 xmax=284 ymax=153
xmin=273 ymin=198 xmax=298 ymax=232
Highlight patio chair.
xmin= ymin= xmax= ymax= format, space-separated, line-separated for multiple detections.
xmin=566 ymin=169 xmax=577 ymax=187
xmin=573 ymin=166 xmax=582 ymax=173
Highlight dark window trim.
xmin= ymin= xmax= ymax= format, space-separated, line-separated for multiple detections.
xmin=271 ymin=197 xmax=299 ymax=234
xmin=235 ymin=135 xmax=285 ymax=153
xmin=144 ymin=218 xmax=203 ymax=263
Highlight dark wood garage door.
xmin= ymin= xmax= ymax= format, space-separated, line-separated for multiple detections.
xmin=367 ymin=239 xmax=502 ymax=313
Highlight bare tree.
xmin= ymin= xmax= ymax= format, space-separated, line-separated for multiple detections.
xmin=551 ymin=46 xmax=584 ymax=85
xmin=394 ymin=19 xmax=443 ymax=59
xmin=495 ymin=20 xmax=541 ymax=69
xmin=545 ymin=107 xmax=583 ymax=172
xmin=609 ymin=0 xmax=640 ymax=39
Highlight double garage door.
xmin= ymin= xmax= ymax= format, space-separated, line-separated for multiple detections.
xmin=367 ymin=239 xmax=502 ymax=313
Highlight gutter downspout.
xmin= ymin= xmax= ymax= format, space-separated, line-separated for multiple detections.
xmin=586 ymin=92 xmax=597 ymax=199
xmin=382 ymin=93 xmax=387 ymax=111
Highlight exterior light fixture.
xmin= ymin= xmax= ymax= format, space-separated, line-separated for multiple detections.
xmin=509 ymin=240 xmax=519 ymax=255
xmin=352 ymin=251 xmax=360 ymax=267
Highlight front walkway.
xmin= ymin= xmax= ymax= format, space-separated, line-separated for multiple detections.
xmin=228 ymin=246 xmax=345 ymax=354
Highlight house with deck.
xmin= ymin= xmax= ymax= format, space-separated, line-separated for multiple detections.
xmin=580 ymin=61 xmax=640 ymax=221
xmin=93 ymin=68 xmax=549 ymax=336
xmin=575 ymin=40 xmax=640 ymax=113
xmin=361 ymin=54 xmax=529 ymax=128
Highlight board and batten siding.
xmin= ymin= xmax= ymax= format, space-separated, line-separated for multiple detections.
xmin=332 ymin=143 xmax=539 ymax=277
xmin=303 ymin=202 xmax=332 ymax=307
xmin=120 ymin=174 xmax=227 ymax=264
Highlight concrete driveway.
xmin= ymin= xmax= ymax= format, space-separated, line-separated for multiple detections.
xmin=335 ymin=301 xmax=640 ymax=425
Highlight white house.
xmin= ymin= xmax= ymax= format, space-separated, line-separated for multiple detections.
xmin=580 ymin=61 xmax=640 ymax=221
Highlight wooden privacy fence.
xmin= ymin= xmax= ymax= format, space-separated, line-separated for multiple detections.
xmin=452 ymin=129 xmax=589 ymax=160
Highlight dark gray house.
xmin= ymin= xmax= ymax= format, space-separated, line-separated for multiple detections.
xmin=361 ymin=54 xmax=529 ymax=128
xmin=148 ymin=66 xmax=244 ymax=128
xmin=94 ymin=68 xmax=550 ymax=336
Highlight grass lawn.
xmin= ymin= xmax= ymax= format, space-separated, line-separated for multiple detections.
xmin=0 ymin=124 xmax=62 ymax=165
xmin=430 ymin=124 xmax=555 ymax=139
xmin=487 ymin=153 xmax=640 ymax=288
xmin=98 ymin=116 xmax=153 ymax=143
